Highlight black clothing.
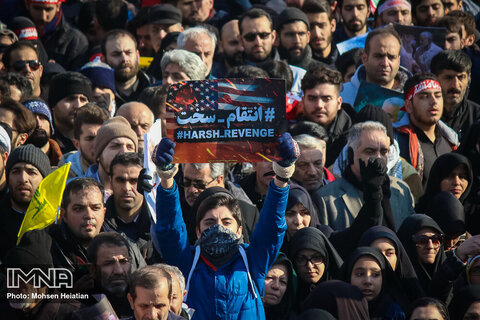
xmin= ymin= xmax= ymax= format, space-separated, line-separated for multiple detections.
xmin=358 ymin=225 xmax=425 ymax=304
xmin=124 ymin=311 xmax=185 ymax=320
xmin=442 ymin=97 xmax=480 ymax=138
xmin=312 ymin=44 xmax=340 ymax=67
xmin=449 ymin=285 xmax=480 ymax=320
xmin=300 ymin=280 xmax=370 ymax=319
xmin=0 ymin=193 xmax=25 ymax=260
xmin=338 ymin=247 xmax=405 ymax=320
xmin=103 ymin=196 xmax=162 ymax=264
xmin=397 ymin=214 xmax=446 ymax=293
xmin=413 ymin=124 xmax=453 ymax=188
xmin=239 ymin=172 xmax=265 ymax=211
xmin=325 ymin=108 xmax=352 ymax=167
xmin=287 ymin=227 xmax=343 ymax=308
xmin=115 ymin=70 xmax=157 ymax=106
xmin=52 ymin=129 xmax=76 ymax=155
xmin=264 ymin=253 xmax=296 ymax=320
xmin=277 ymin=45 xmax=324 ymax=71
xmin=416 ymin=153 xmax=473 ymax=213
xmin=40 ymin=14 xmax=88 ymax=70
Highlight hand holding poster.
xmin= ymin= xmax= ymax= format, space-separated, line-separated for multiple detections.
xmin=166 ymin=78 xmax=287 ymax=163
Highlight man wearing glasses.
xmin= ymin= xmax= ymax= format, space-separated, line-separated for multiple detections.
xmin=180 ymin=163 xmax=259 ymax=245
xmin=3 ymin=41 xmax=43 ymax=97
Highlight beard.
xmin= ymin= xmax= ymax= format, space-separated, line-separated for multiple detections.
xmin=345 ymin=18 xmax=366 ymax=32
xmin=114 ymin=62 xmax=139 ymax=82
xmin=224 ymin=52 xmax=243 ymax=67
xmin=25 ymin=128 xmax=49 ymax=148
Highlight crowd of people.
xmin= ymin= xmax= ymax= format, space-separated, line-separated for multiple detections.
xmin=0 ymin=0 xmax=480 ymax=319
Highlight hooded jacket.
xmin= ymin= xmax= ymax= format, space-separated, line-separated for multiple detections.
xmin=153 ymin=179 xmax=289 ymax=320
xmin=340 ymin=64 xmax=412 ymax=106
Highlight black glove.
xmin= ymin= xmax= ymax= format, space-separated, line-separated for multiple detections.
xmin=360 ymin=157 xmax=387 ymax=200
xmin=137 ymin=168 xmax=155 ymax=193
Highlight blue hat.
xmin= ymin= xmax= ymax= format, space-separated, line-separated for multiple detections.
xmin=80 ymin=61 xmax=116 ymax=93
xmin=23 ymin=99 xmax=54 ymax=135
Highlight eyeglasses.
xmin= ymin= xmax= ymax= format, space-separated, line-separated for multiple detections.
xmin=412 ymin=234 xmax=444 ymax=248
xmin=12 ymin=60 xmax=41 ymax=72
xmin=295 ymin=254 xmax=324 ymax=266
xmin=243 ymin=32 xmax=271 ymax=42
xmin=181 ymin=177 xmax=216 ymax=190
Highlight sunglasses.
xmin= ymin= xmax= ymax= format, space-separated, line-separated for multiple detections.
xmin=412 ymin=234 xmax=444 ymax=248
xmin=181 ymin=177 xmax=216 ymax=190
xmin=12 ymin=60 xmax=41 ymax=72
xmin=295 ymin=254 xmax=324 ymax=266
xmin=243 ymin=32 xmax=271 ymax=42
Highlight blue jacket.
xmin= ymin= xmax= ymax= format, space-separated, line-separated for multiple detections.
xmin=154 ymin=180 xmax=289 ymax=320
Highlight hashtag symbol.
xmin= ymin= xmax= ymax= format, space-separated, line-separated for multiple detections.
xmin=264 ymin=108 xmax=275 ymax=122
xmin=176 ymin=131 xmax=183 ymax=140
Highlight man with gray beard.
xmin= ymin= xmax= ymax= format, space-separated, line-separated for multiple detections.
xmin=101 ymin=29 xmax=156 ymax=106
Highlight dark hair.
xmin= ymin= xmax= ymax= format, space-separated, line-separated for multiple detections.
xmin=437 ymin=16 xmax=463 ymax=38
xmin=95 ymin=0 xmax=128 ymax=31
xmin=447 ymin=10 xmax=475 ymax=37
xmin=73 ymin=104 xmax=110 ymax=140
xmin=0 ymin=78 xmax=10 ymax=97
xmin=110 ymin=152 xmax=143 ymax=176
xmin=263 ymin=60 xmax=293 ymax=92
xmin=101 ymin=29 xmax=138 ymax=57
xmin=87 ymin=232 xmax=131 ymax=265
xmin=301 ymin=65 xmax=343 ymax=93
xmin=62 ymin=177 xmax=105 ymax=209
xmin=289 ymin=121 xmax=329 ymax=141
xmin=302 ymin=0 xmax=333 ymax=19
xmin=335 ymin=48 xmax=363 ymax=78
xmin=407 ymin=297 xmax=449 ymax=320
xmin=129 ymin=266 xmax=172 ymax=301
xmin=338 ymin=0 xmax=369 ymax=10
xmin=196 ymin=193 xmax=242 ymax=228
xmin=364 ymin=28 xmax=402 ymax=55
xmin=127 ymin=6 xmax=151 ymax=32
xmin=0 ymin=97 xmax=36 ymax=135
xmin=138 ymin=84 xmax=168 ymax=120
xmin=239 ymin=8 xmax=273 ymax=34
xmin=227 ymin=65 xmax=269 ymax=78
xmin=403 ymin=72 xmax=439 ymax=98
xmin=2 ymin=41 xmax=38 ymax=70
xmin=0 ymin=73 xmax=33 ymax=101
xmin=430 ymin=50 xmax=472 ymax=75
xmin=412 ymin=0 xmax=443 ymax=16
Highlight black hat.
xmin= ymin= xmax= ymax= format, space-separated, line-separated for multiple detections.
xmin=48 ymin=72 xmax=93 ymax=108
xmin=6 ymin=144 xmax=51 ymax=178
xmin=148 ymin=4 xmax=182 ymax=25
xmin=277 ymin=7 xmax=310 ymax=31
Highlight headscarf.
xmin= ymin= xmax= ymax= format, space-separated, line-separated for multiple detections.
xmin=397 ymin=214 xmax=446 ymax=292
xmin=264 ymin=253 xmax=296 ymax=320
xmin=288 ymin=227 xmax=343 ymax=307
xmin=416 ymin=153 xmax=473 ymax=212
xmin=339 ymin=247 xmax=405 ymax=320
xmin=359 ymin=226 xmax=425 ymax=303
xmin=449 ymin=285 xmax=480 ymax=320
xmin=301 ymin=280 xmax=370 ymax=320
xmin=427 ymin=191 xmax=465 ymax=237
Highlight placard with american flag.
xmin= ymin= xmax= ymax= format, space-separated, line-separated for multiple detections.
xmin=165 ymin=78 xmax=287 ymax=163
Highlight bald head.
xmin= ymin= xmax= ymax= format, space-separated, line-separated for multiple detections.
xmin=117 ymin=102 xmax=154 ymax=152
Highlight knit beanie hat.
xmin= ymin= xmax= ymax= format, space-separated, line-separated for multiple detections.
xmin=48 ymin=72 xmax=93 ymax=108
xmin=9 ymin=16 xmax=38 ymax=40
xmin=94 ymin=117 xmax=138 ymax=160
xmin=80 ymin=61 xmax=116 ymax=93
xmin=23 ymin=99 xmax=54 ymax=135
xmin=6 ymin=144 xmax=51 ymax=178
xmin=277 ymin=7 xmax=310 ymax=31
xmin=354 ymin=104 xmax=394 ymax=145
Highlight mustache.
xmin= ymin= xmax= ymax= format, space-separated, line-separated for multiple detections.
xmin=81 ymin=219 xmax=97 ymax=228
xmin=447 ymin=88 xmax=462 ymax=94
